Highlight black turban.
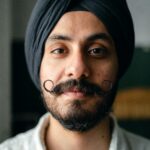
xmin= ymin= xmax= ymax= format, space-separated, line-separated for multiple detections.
xmin=25 ymin=0 xmax=135 ymax=90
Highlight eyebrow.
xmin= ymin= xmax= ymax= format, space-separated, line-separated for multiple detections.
xmin=47 ymin=33 xmax=113 ymax=44
xmin=86 ymin=33 xmax=113 ymax=44
xmin=47 ymin=34 xmax=72 ymax=41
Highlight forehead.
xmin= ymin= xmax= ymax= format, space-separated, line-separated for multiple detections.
xmin=49 ymin=11 xmax=111 ymax=40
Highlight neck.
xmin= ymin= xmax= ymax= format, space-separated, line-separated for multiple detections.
xmin=45 ymin=115 xmax=111 ymax=150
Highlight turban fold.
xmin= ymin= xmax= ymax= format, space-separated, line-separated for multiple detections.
xmin=25 ymin=0 xmax=135 ymax=90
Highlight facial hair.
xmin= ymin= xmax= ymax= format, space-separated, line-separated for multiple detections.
xmin=41 ymin=79 xmax=118 ymax=132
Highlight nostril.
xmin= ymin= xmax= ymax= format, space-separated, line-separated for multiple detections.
xmin=66 ymin=68 xmax=90 ymax=79
xmin=65 ymin=56 xmax=90 ymax=79
xmin=68 ymin=72 xmax=73 ymax=77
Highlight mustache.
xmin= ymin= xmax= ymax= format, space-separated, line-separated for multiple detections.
xmin=43 ymin=79 xmax=112 ymax=97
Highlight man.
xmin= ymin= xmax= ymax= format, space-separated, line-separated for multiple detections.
xmin=0 ymin=0 xmax=150 ymax=149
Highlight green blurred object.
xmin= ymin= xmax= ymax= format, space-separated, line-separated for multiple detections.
xmin=118 ymin=119 xmax=150 ymax=139
xmin=119 ymin=47 xmax=150 ymax=89
xmin=118 ymin=47 xmax=150 ymax=139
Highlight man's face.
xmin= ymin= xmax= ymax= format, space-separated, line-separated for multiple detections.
xmin=40 ymin=11 xmax=118 ymax=131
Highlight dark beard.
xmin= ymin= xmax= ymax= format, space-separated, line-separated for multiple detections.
xmin=41 ymin=79 xmax=118 ymax=132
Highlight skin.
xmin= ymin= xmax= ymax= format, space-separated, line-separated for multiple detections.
xmin=40 ymin=11 xmax=118 ymax=150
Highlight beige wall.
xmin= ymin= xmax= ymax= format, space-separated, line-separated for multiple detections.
xmin=12 ymin=0 xmax=36 ymax=40
xmin=0 ymin=0 xmax=11 ymax=142
xmin=127 ymin=0 xmax=150 ymax=47
xmin=0 ymin=0 xmax=36 ymax=143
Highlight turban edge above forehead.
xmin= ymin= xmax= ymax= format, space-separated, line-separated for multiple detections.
xmin=25 ymin=0 xmax=135 ymax=90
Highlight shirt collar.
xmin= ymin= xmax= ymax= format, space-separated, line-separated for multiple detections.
xmin=34 ymin=113 xmax=50 ymax=150
xmin=33 ymin=113 xmax=119 ymax=150
xmin=109 ymin=114 xmax=119 ymax=150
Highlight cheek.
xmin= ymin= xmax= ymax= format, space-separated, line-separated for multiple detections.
xmin=40 ymin=58 xmax=64 ymax=89
xmin=94 ymin=61 xmax=118 ymax=83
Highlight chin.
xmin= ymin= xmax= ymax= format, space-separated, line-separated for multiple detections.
xmin=47 ymin=98 xmax=111 ymax=132
xmin=42 ymin=82 xmax=118 ymax=132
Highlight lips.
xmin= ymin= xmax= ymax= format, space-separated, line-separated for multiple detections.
xmin=63 ymin=87 xmax=86 ymax=98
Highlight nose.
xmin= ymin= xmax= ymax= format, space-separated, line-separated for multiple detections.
xmin=65 ymin=52 xmax=90 ymax=79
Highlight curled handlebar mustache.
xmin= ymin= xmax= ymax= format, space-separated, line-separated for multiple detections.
xmin=43 ymin=79 xmax=113 ymax=97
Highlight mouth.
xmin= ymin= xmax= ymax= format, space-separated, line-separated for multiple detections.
xmin=63 ymin=87 xmax=87 ymax=99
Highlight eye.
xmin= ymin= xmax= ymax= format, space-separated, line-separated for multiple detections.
xmin=87 ymin=47 xmax=108 ymax=58
xmin=50 ymin=48 xmax=66 ymax=54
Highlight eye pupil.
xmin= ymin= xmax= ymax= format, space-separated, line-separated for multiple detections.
xmin=57 ymin=48 xmax=63 ymax=53
xmin=88 ymin=47 xmax=107 ymax=58
xmin=94 ymin=48 xmax=101 ymax=53
xmin=51 ymin=48 xmax=64 ymax=54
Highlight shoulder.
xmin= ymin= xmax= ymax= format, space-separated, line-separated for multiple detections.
xmin=0 ymin=129 xmax=35 ymax=150
xmin=0 ymin=113 xmax=50 ymax=150
xmin=119 ymin=128 xmax=150 ymax=150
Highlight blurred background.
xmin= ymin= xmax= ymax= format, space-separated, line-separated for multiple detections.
xmin=0 ymin=0 xmax=150 ymax=142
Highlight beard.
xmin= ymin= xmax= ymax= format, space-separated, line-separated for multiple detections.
xmin=41 ymin=79 xmax=118 ymax=132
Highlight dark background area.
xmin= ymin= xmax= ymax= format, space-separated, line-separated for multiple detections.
xmin=12 ymin=40 xmax=150 ymax=138
xmin=12 ymin=40 xmax=46 ymax=135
